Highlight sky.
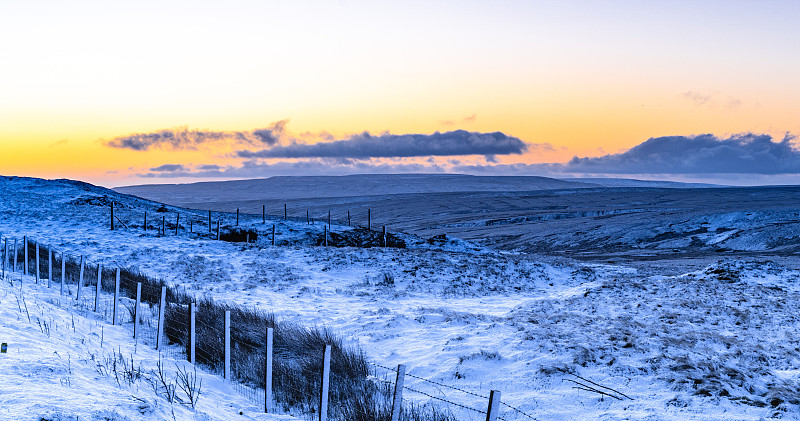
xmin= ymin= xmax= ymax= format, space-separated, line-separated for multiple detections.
xmin=1 ymin=0 xmax=799 ymax=187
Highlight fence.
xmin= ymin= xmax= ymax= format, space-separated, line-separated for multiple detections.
xmin=0 ymin=232 xmax=525 ymax=420
xmin=107 ymin=203 xmax=399 ymax=249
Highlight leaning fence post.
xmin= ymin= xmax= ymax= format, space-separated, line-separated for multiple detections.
xmin=391 ymin=364 xmax=406 ymax=421
xmin=77 ymin=256 xmax=84 ymax=301
xmin=24 ymin=236 xmax=28 ymax=276
xmin=271 ymin=225 xmax=275 ymax=246
xmin=134 ymin=282 xmax=142 ymax=339
xmin=157 ymin=286 xmax=166 ymax=350
xmin=60 ymin=252 xmax=65 ymax=295
xmin=110 ymin=201 xmax=115 ymax=230
xmin=2 ymin=238 xmax=6 ymax=279
xmin=94 ymin=264 xmax=102 ymax=312
xmin=35 ymin=242 xmax=40 ymax=283
xmin=112 ymin=268 xmax=120 ymax=325
xmin=224 ymin=310 xmax=231 ymax=380
xmin=175 ymin=213 xmax=180 ymax=235
xmin=486 ymin=390 xmax=501 ymax=421
xmin=189 ymin=301 xmax=196 ymax=364
xmin=265 ymin=327 xmax=274 ymax=413
xmin=320 ymin=344 xmax=331 ymax=421
xmin=48 ymin=248 xmax=52 ymax=288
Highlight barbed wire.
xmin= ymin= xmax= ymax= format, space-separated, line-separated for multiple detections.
xmin=404 ymin=385 xmax=487 ymax=415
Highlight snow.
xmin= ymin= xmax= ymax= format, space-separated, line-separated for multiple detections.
xmin=0 ymin=271 xmax=297 ymax=421
xmin=2 ymin=175 xmax=800 ymax=420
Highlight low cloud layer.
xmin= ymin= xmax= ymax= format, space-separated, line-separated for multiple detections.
xmin=563 ymin=133 xmax=800 ymax=174
xmin=105 ymin=120 xmax=288 ymax=151
xmin=138 ymin=160 xmax=445 ymax=178
xmin=237 ymin=130 xmax=528 ymax=159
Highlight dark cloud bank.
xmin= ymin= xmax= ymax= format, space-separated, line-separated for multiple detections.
xmin=106 ymin=121 xmax=288 ymax=150
xmin=564 ymin=133 xmax=800 ymax=174
xmin=237 ymin=130 xmax=528 ymax=159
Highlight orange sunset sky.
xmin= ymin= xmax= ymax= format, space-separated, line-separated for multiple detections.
xmin=1 ymin=0 xmax=799 ymax=186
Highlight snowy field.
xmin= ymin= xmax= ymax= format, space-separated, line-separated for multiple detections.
xmin=3 ymin=175 xmax=800 ymax=420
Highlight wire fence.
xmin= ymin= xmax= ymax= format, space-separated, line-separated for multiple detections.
xmin=0 ymin=232 xmax=536 ymax=420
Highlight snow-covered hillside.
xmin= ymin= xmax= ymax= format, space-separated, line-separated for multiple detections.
xmin=0 ymin=264 xmax=297 ymax=421
xmin=2 ymin=175 xmax=800 ymax=420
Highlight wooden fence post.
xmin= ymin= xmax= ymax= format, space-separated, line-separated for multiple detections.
xmin=175 ymin=214 xmax=180 ymax=235
xmin=236 ymin=208 xmax=239 ymax=226
xmin=24 ymin=236 xmax=28 ymax=276
xmin=157 ymin=286 xmax=166 ymax=350
xmin=94 ymin=264 xmax=102 ymax=312
xmin=265 ymin=327 xmax=273 ymax=413
xmin=111 ymin=201 xmax=115 ymax=230
xmin=77 ymin=256 xmax=84 ymax=301
xmin=324 ymin=226 xmax=327 ymax=247
xmin=161 ymin=216 xmax=165 ymax=236
xmin=383 ymin=226 xmax=386 ymax=247
xmin=263 ymin=204 xmax=266 ymax=224
xmin=271 ymin=225 xmax=275 ymax=246
xmin=320 ymin=344 xmax=331 ymax=421
xmin=224 ymin=310 xmax=231 ymax=380
xmin=190 ymin=220 xmax=193 ymax=233
xmin=306 ymin=210 xmax=309 ymax=225
xmin=189 ymin=301 xmax=196 ymax=364
xmin=35 ymin=242 xmax=40 ymax=283
xmin=284 ymin=204 xmax=287 ymax=220
xmin=486 ymin=390 xmax=501 ymax=421
xmin=2 ymin=238 xmax=6 ymax=278
xmin=48 ymin=248 xmax=52 ymax=288
xmin=328 ymin=210 xmax=331 ymax=228
xmin=13 ymin=238 xmax=17 ymax=273
xmin=112 ymin=268 xmax=120 ymax=325
xmin=391 ymin=364 xmax=406 ymax=421
xmin=347 ymin=210 xmax=351 ymax=227
xmin=217 ymin=220 xmax=221 ymax=240
xmin=368 ymin=209 xmax=371 ymax=230
xmin=134 ymin=282 xmax=141 ymax=339
xmin=144 ymin=211 xmax=147 ymax=232
xmin=208 ymin=210 xmax=212 ymax=233
xmin=60 ymin=252 xmax=65 ymax=295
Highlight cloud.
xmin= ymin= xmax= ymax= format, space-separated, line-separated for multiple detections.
xmin=105 ymin=120 xmax=290 ymax=150
xmin=251 ymin=120 xmax=288 ymax=145
xmin=237 ymin=130 xmax=528 ymax=159
xmin=682 ymin=91 xmax=743 ymax=110
xmin=150 ymin=164 xmax=186 ymax=172
xmin=682 ymin=91 xmax=714 ymax=107
xmin=440 ymin=114 xmax=477 ymax=126
xmin=562 ymin=133 xmax=800 ymax=174
xmin=138 ymin=160 xmax=446 ymax=179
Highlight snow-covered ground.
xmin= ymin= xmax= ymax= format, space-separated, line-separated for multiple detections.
xmin=3 ymin=175 xmax=800 ymax=420
xmin=0 ymin=268 xmax=297 ymax=421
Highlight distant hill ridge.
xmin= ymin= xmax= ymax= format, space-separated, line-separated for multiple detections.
xmin=114 ymin=174 xmax=599 ymax=204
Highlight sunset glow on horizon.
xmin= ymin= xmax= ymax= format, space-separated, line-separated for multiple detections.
xmin=2 ymin=0 xmax=799 ymax=187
